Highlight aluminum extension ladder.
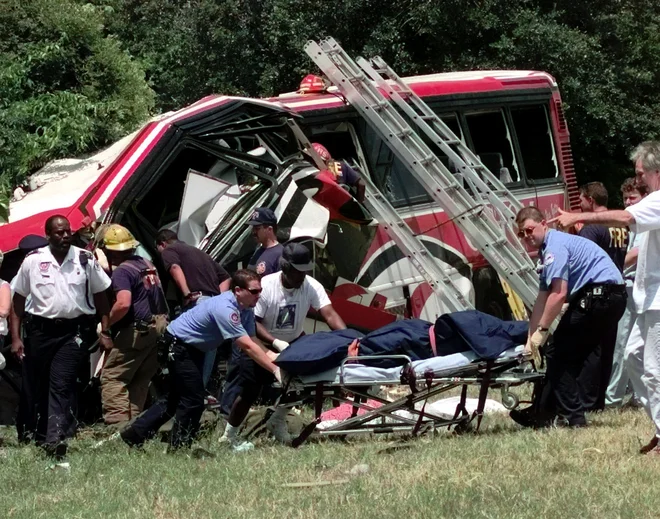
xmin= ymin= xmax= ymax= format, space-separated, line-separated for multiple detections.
xmin=305 ymin=37 xmax=540 ymax=310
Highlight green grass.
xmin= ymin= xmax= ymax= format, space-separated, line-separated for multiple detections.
xmin=1 ymin=408 xmax=658 ymax=519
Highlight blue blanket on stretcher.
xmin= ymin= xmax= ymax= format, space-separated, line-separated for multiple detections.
xmin=275 ymin=310 xmax=529 ymax=376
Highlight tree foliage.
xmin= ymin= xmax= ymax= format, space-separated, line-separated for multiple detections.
xmin=0 ymin=0 xmax=154 ymax=204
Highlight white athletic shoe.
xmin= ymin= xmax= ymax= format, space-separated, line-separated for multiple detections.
xmin=230 ymin=439 xmax=254 ymax=453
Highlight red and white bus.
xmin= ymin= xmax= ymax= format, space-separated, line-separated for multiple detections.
xmin=0 ymin=69 xmax=578 ymax=328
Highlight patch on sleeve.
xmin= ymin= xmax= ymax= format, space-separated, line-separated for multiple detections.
xmin=256 ymin=261 xmax=266 ymax=275
xmin=39 ymin=261 xmax=50 ymax=273
xmin=544 ymin=252 xmax=555 ymax=265
xmin=230 ymin=311 xmax=240 ymax=325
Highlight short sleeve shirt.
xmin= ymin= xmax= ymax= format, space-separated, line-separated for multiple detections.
xmin=247 ymin=243 xmax=284 ymax=276
xmin=254 ymin=273 xmax=331 ymax=342
xmin=578 ymin=224 xmax=629 ymax=272
xmin=111 ymin=256 xmax=168 ymax=328
xmin=167 ymin=291 xmax=255 ymax=352
xmin=13 ymin=246 xmax=112 ymax=319
xmin=538 ymin=229 xmax=623 ymax=296
xmin=626 ymin=190 xmax=660 ymax=312
xmin=161 ymin=241 xmax=229 ymax=296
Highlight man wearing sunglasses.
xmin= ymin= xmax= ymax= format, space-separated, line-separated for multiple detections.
xmin=511 ymin=206 xmax=626 ymax=429
xmin=117 ymin=269 xmax=282 ymax=451
xmin=221 ymin=242 xmax=346 ymax=446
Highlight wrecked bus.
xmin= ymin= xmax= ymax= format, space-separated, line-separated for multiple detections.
xmin=0 ymin=69 xmax=578 ymax=329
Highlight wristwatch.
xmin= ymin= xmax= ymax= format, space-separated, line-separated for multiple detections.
xmin=537 ymin=326 xmax=549 ymax=332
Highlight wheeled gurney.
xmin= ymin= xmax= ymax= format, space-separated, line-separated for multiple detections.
xmin=274 ymin=345 xmax=543 ymax=447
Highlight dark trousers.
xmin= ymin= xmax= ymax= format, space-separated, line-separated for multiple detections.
xmin=122 ymin=341 xmax=206 ymax=448
xmin=219 ymin=361 xmax=241 ymax=416
xmin=536 ymin=288 xmax=627 ymax=426
xmin=18 ymin=315 xmax=93 ymax=451
xmin=579 ymin=324 xmax=618 ymax=411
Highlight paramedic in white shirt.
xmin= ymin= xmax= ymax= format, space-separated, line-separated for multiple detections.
xmin=551 ymin=140 xmax=660 ymax=456
xmin=10 ymin=215 xmax=112 ymax=459
xmin=221 ymin=242 xmax=346 ymax=445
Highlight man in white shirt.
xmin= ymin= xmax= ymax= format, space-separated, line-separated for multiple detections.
xmin=221 ymin=243 xmax=346 ymax=445
xmin=10 ymin=215 xmax=112 ymax=459
xmin=551 ymin=141 xmax=660 ymax=455
xmin=606 ymin=179 xmax=648 ymax=407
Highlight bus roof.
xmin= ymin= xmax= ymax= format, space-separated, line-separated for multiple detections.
xmin=271 ymin=70 xmax=557 ymax=113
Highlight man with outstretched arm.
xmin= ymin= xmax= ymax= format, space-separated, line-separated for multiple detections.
xmin=510 ymin=206 xmax=625 ymax=429
xmin=550 ymin=140 xmax=660 ymax=453
xmin=117 ymin=269 xmax=282 ymax=450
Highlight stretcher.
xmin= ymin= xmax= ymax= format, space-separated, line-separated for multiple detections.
xmin=274 ymin=345 xmax=543 ymax=447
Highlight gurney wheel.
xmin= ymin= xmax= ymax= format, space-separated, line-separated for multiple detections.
xmin=501 ymin=391 xmax=519 ymax=410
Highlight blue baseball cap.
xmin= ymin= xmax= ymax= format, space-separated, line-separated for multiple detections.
xmin=18 ymin=234 xmax=48 ymax=252
xmin=247 ymin=207 xmax=277 ymax=226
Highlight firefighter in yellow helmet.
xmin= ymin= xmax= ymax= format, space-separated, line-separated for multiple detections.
xmin=99 ymin=224 xmax=169 ymax=427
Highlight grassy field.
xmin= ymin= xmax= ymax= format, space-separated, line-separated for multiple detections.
xmin=1 ymin=407 xmax=658 ymax=519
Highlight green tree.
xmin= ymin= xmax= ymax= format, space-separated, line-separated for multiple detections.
xmin=0 ymin=0 xmax=155 ymax=203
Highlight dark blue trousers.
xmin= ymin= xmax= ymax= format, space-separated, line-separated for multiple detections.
xmin=122 ymin=341 xmax=206 ymax=448
xmin=20 ymin=315 xmax=93 ymax=454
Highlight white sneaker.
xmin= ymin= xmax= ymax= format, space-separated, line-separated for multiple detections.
xmin=266 ymin=418 xmax=292 ymax=444
xmin=230 ymin=439 xmax=254 ymax=453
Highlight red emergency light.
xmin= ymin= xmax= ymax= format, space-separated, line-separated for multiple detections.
xmin=298 ymin=74 xmax=327 ymax=94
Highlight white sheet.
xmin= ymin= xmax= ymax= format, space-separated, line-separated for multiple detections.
xmin=298 ymin=345 xmax=525 ymax=385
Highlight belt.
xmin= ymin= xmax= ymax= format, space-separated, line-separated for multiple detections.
xmin=571 ymin=283 xmax=626 ymax=304
xmin=581 ymin=283 xmax=626 ymax=296
xmin=190 ymin=290 xmax=217 ymax=298
xmin=27 ymin=314 xmax=94 ymax=332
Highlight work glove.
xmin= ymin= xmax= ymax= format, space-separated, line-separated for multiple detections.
xmin=524 ymin=328 xmax=549 ymax=367
xmin=273 ymin=366 xmax=291 ymax=385
xmin=272 ymin=339 xmax=290 ymax=352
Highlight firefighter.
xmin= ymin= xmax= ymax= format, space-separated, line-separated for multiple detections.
xmin=219 ymin=207 xmax=284 ymax=415
xmin=310 ymin=142 xmax=366 ymax=203
xmin=99 ymin=225 xmax=169 ymax=427
xmin=246 ymin=208 xmax=284 ymax=277
xmin=155 ymin=229 xmax=231 ymax=387
xmin=510 ymin=206 xmax=626 ymax=429
xmin=576 ymin=181 xmax=630 ymax=411
xmin=10 ymin=215 xmax=112 ymax=459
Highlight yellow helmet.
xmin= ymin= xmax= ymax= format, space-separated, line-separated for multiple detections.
xmin=102 ymin=224 xmax=140 ymax=251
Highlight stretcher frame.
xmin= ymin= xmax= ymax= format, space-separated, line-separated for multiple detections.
xmin=274 ymin=353 xmax=543 ymax=448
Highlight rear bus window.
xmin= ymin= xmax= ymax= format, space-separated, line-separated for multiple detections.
xmin=510 ymin=105 xmax=559 ymax=181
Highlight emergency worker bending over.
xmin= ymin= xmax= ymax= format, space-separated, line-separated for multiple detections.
xmin=510 ymin=207 xmax=626 ymax=429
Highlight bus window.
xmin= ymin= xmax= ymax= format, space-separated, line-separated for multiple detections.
xmin=464 ymin=110 xmax=520 ymax=183
xmin=510 ymin=105 xmax=559 ymax=181
xmin=367 ymin=114 xmax=464 ymax=207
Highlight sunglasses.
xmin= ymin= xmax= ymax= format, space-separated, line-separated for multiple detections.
xmin=517 ymin=226 xmax=537 ymax=238
xmin=245 ymin=288 xmax=262 ymax=295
